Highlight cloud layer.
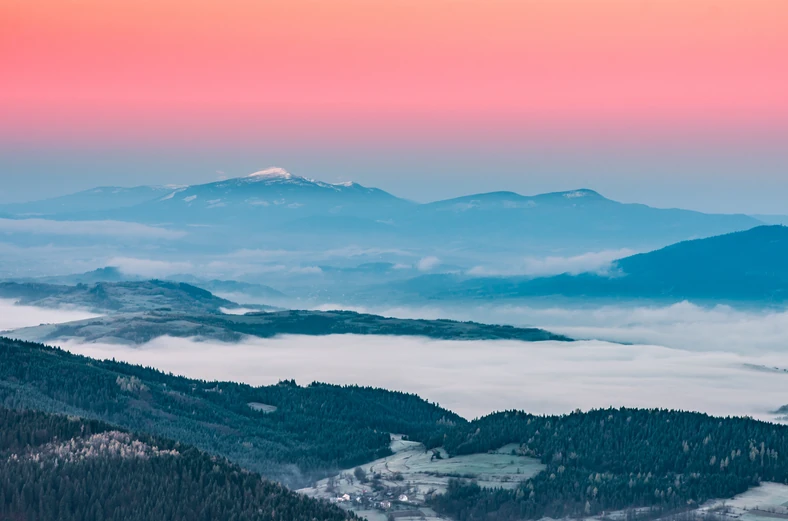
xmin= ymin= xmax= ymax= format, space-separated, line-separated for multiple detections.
xmin=467 ymin=249 xmax=634 ymax=277
xmin=317 ymin=301 xmax=788 ymax=354
xmin=0 ymin=299 xmax=100 ymax=332
xmin=59 ymin=334 xmax=788 ymax=422
xmin=0 ymin=219 xmax=185 ymax=239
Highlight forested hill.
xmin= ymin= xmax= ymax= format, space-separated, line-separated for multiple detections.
xmin=0 ymin=336 xmax=463 ymax=487
xmin=0 ymin=280 xmax=242 ymax=314
xmin=8 ymin=308 xmax=571 ymax=345
xmin=430 ymin=408 xmax=788 ymax=521
xmin=5 ymin=336 xmax=788 ymax=520
xmin=0 ymin=407 xmax=356 ymax=521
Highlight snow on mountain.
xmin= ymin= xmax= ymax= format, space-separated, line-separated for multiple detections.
xmin=245 ymin=167 xmax=294 ymax=181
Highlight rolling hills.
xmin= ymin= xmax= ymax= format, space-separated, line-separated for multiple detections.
xmin=3 ymin=336 xmax=788 ymax=520
xmin=0 ymin=336 xmax=463 ymax=487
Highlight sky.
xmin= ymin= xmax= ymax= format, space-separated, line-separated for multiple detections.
xmin=1 ymin=0 xmax=787 ymax=212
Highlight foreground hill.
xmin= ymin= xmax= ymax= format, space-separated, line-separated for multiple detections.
xmin=3 ymin=336 xmax=788 ymax=520
xmin=0 ymin=280 xmax=248 ymax=314
xmin=0 ymin=408 xmax=355 ymax=521
xmin=431 ymin=408 xmax=788 ymax=520
xmin=7 ymin=309 xmax=571 ymax=344
xmin=0 ymin=337 xmax=463 ymax=487
xmin=402 ymin=225 xmax=788 ymax=303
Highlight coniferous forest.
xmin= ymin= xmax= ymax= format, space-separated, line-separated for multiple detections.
xmin=2 ymin=336 xmax=788 ymax=520
xmin=0 ymin=408 xmax=356 ymax=521
xmin=430 ymin=409 xmax=788 ymax=520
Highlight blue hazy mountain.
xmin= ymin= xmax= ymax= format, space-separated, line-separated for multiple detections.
xmin=119 ymin=167 xmax=415 ymax=225
xmin=0 ymin=169 xmax=763 ymax=254
xmin=407 ymin=189 xmax=762 ymax=250
xmin=0 ymin=185 xmax=176 ymax=216
xmin=11 ymin=267 xmax=287 ymax=301
xmin=751 ymin=214 xmax=788 ymax=225
xmin=414 ymin=225 xmax=788 ymax=302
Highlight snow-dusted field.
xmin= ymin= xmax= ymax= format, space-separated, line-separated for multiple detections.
xmin=699 ymin=483 xmax=788 ymax=521
xmin=298 ymin=436 xmax=544 ymax=520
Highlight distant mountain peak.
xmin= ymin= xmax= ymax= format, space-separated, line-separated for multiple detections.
xmin=241 ymin=167 xmax=358 ymax=189
xmin=246 ymin=167 xmax=294 ymax=181
xmin=561 ymin=189 xmax=602 ymax=199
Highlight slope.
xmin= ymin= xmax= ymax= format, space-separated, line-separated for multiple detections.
xmin=0 ymin=407 xmax=355 ymax=521
xmin=420 ymin=225 xmax=788 ymax=303
xmin=7 ymin=309 xmax=571 ymax=344
xmin=0 ymin=336 xmax=464 ymax=487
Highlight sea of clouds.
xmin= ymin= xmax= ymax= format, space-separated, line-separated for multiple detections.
xmin=0 ymin=299 xmax=100 ymax=332
xmin=3 ymin=298 xmax=787 ymax=422
xmin=58 ymin=335 xmax=788 ymax=422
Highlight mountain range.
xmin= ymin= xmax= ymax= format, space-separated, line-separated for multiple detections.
xmin=0 ymin=168 xmax=764 ymax=255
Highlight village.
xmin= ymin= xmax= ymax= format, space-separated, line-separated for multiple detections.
xmin=298 ymin=435 xmax=546 ymax=521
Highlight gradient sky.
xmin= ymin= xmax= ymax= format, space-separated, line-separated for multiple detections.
xmin=1 ymin=0 xmax=787 ymax=212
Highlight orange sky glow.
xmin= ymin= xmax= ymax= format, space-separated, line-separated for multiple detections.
xmin=2 ymin=0 xmax=787 ymax=145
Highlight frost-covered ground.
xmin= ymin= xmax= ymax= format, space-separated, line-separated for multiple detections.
xmin=298 ymin=435 xmax=544 ymax=520
xmin=696 ymin=483 xmax=788 ymax=521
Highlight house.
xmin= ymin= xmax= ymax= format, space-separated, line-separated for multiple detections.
xmin=398 ymin=494 xmax=409 ymax=502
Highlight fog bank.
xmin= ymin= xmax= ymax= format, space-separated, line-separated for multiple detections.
xmin=0 ymin=299 xmax=100 ymax=332
xmin=61 ymin=335 xmax=788 ymax=422
xmin=314 ymin=301 xmax=788 ymax=353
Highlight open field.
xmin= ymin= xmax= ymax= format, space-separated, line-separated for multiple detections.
xmin=697 ymin=483 xmax=788 ymax=521
xmin=299 ymin=435 xmax=544 ymax=519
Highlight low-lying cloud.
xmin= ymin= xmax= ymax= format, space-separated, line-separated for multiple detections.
xmin=7 ymin=297 xmax=788 ymax=423
xmin=59 ymin=335 xmax=788 ymax=422
xmin=467 ymin=249 xmax=634 ymax=277
xmin=315 ymin=301 xmax=788 ymax=354
xmin=0 ymin=299 xmax=100 ymax=332
xmin=0 ymin=218 xmax=186 ymax=239
xmin=108 ymin=257 xmax=194 ymax=278
xmin=417 ymin=256 xmax=441 ymax=272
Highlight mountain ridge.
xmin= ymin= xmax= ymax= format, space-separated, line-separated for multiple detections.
xmin=399 ymin=225 xmax=788 ymax=302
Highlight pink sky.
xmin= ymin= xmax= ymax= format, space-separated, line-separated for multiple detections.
xmin=2 ymin=0 xmax=787 ymax=146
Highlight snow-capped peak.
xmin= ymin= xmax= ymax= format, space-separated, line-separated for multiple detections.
xmin=246 ymin=167 xmax=293 ymax=181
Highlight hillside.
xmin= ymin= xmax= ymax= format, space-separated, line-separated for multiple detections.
xmin=409 ymin=226 xmax=788 ymax=303
xmin=0 ymin=337 xmax=464 ymax=487
xmin=101 ymin=168 xmax=415 ymax=225
xmin=0 ymin=407 xmax=355 ymax=521
xmin=410 ymin=189 xmax=761 ymax=250
xmin=0 ymin=185 xmax=173 ymax=216
xmin=0 ymin=280 xmax=245 ymax=314
xmin=431 ymin=408 xmax=788 ymax=520
xmin=4 ymin=337 xmax=788 ymax=520
xmin=7 ymin=309 xmax=571 ymax=344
